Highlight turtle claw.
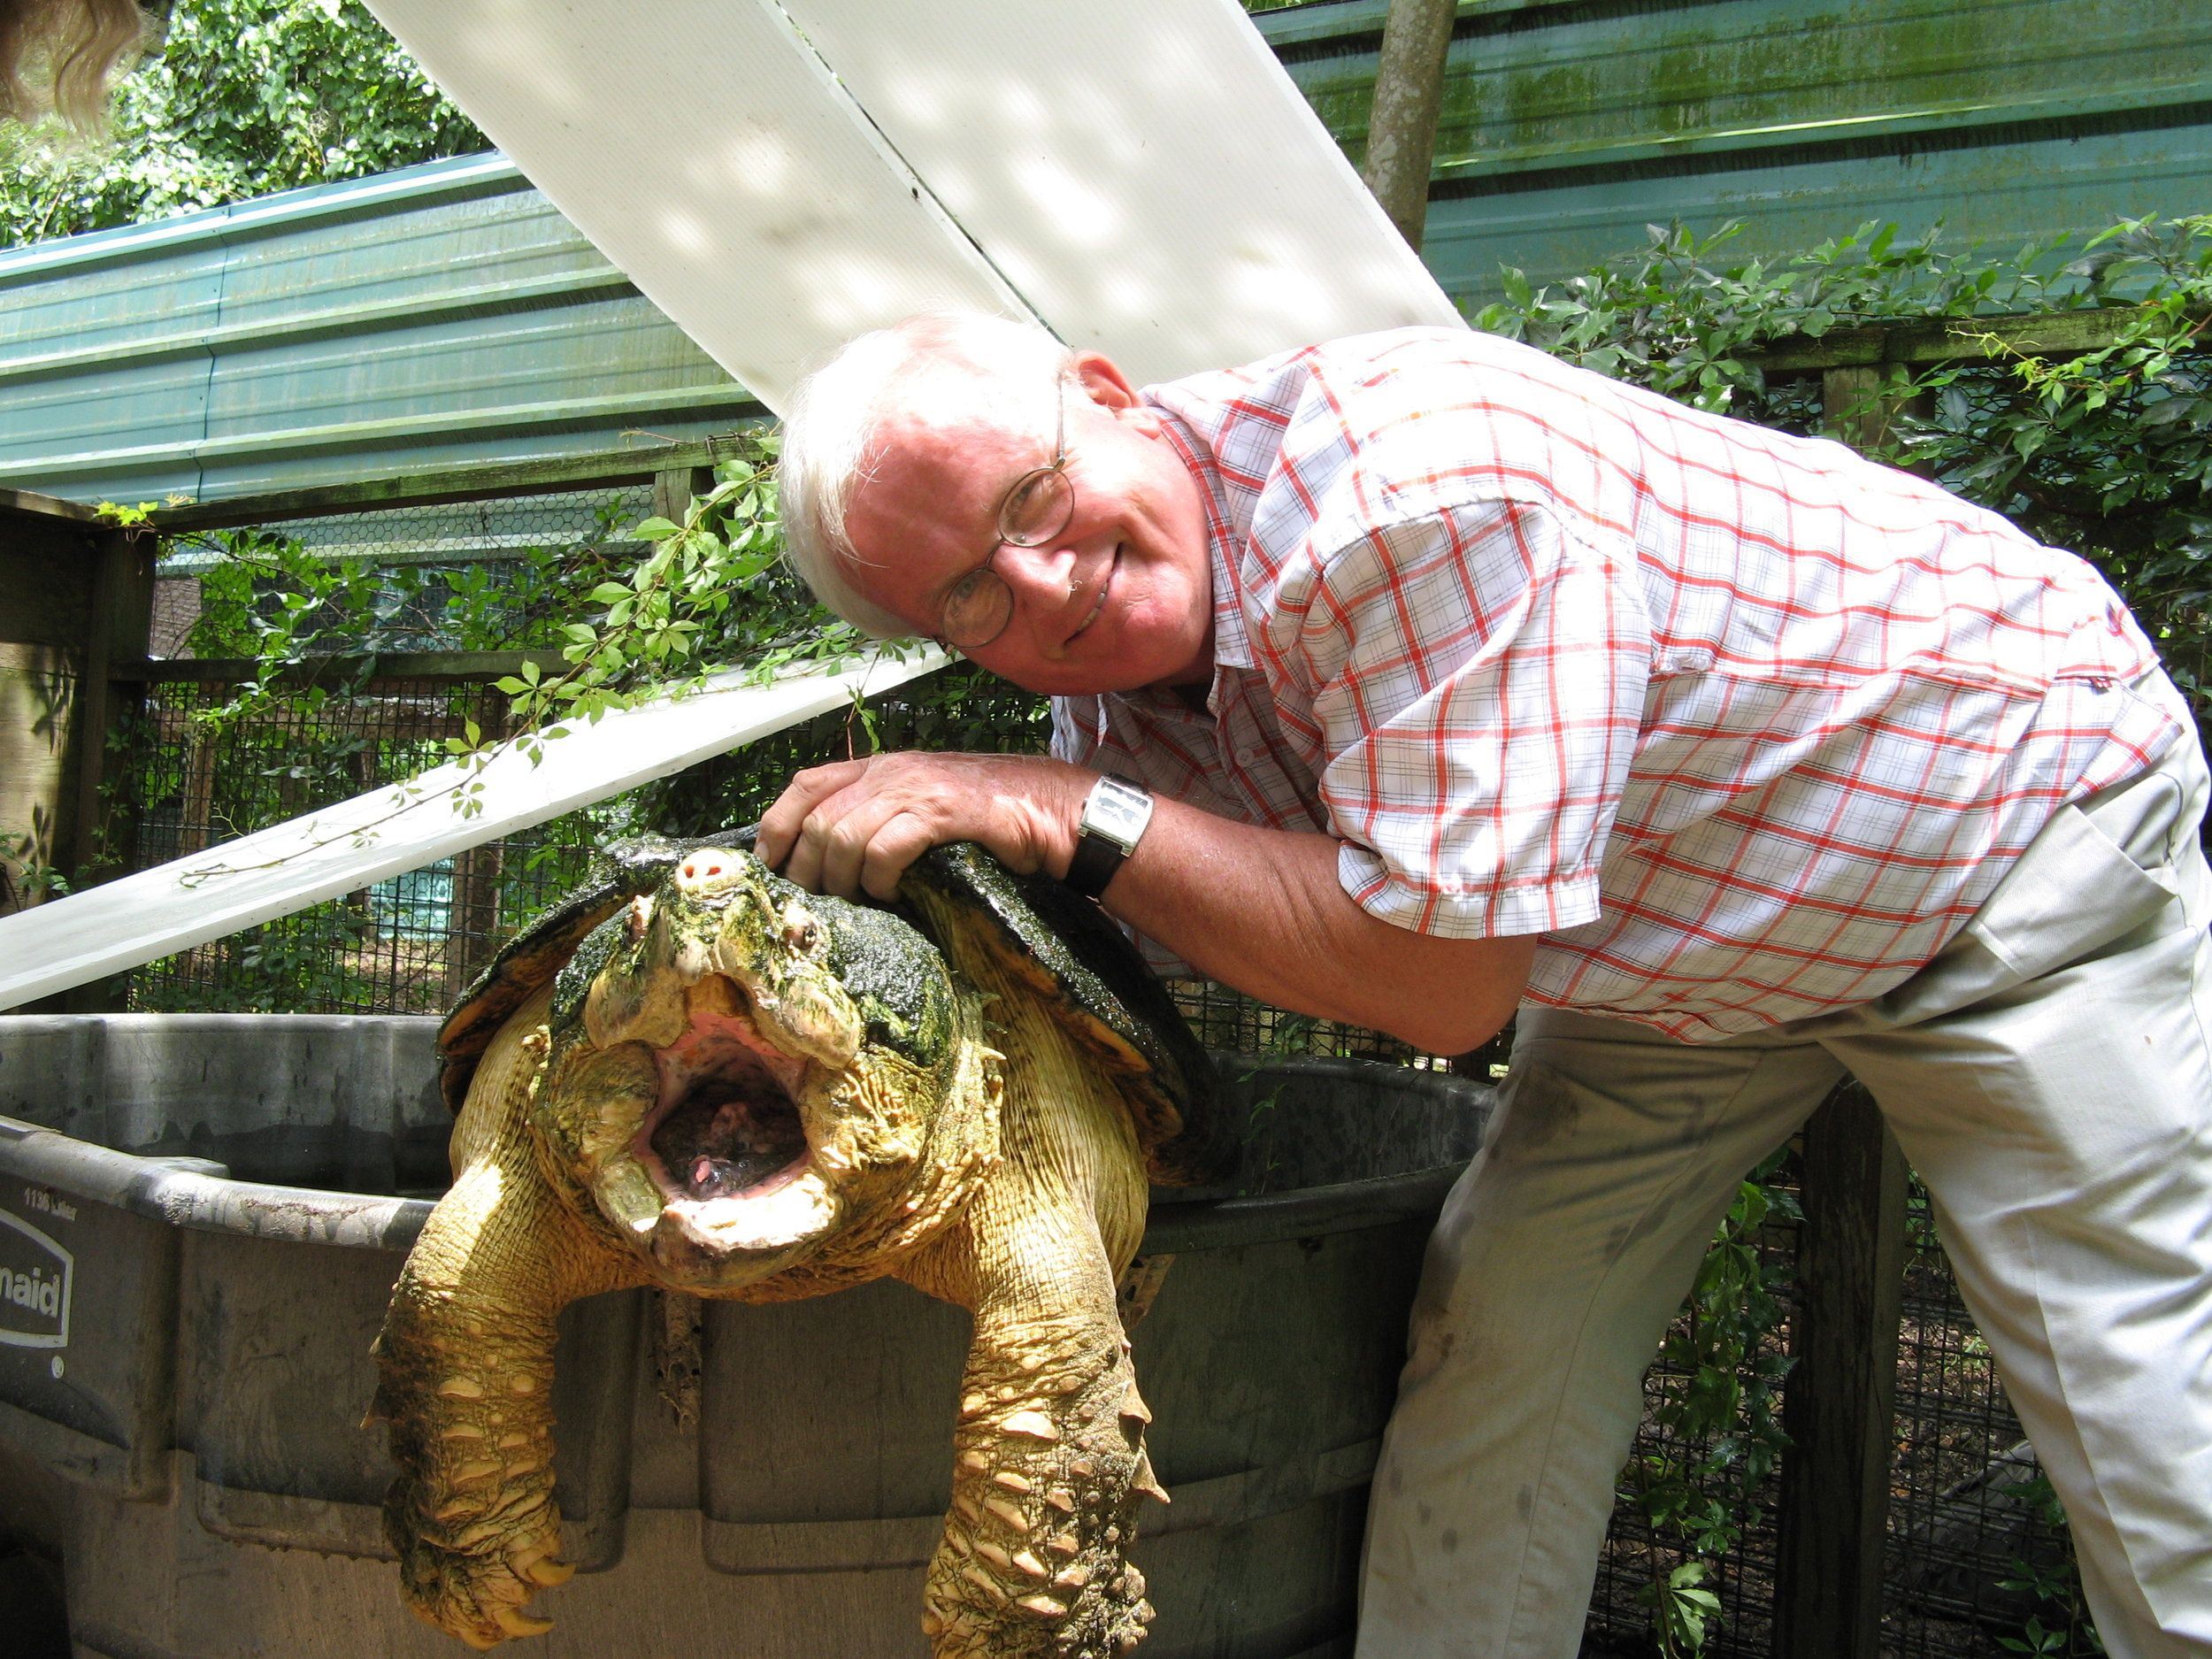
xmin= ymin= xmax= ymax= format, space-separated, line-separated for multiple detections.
xmin=507 ymin=1540 xmax=575 ymax=1588
xmin=387 ymin=1477 xmax=565 ymax=1648
xmin=495 ymin=1606 xmax=556 ymax=1638
xmin=519 ymin=1552 xmax=576 ymax=1588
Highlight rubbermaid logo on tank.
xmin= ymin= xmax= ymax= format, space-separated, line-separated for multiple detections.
xmin=0 ymin=1207 xmax=71 ymax=1348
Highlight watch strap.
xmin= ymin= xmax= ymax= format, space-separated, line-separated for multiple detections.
xmin=1064 ymin=775 xmax=1153 ymax=900
xmin=1064 ymin=830 xmax=1126 ymax=900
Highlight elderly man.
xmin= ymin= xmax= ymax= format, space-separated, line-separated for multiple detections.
xmin=757 ymin=311 xmax=2212 ymax=1657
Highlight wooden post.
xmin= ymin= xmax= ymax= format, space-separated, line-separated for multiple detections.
xmin=1361 ymin=0 xmax=1457 ymax=254
xmin=180 ymin=722 xmax=219 ymax=856
xmin=69 ymin=533 xmax=121 ymax=881
xmin=652 ymin=464 xmax=716 ymax=528
xmin=1775 ymin=1080 xmax=1909 ymax=1659
xmin=1821 ymin=361 xmax=1937 ymax=465
xmin=443 ymin=684 xmax=509 ymax=1001
xmin=1822 ymin=365 xmax=1889 ymax=454
xmin=64 ymin=526 xmax=155 ymax=1010
xmin=73 ymin=526 xmax=155 ymax=873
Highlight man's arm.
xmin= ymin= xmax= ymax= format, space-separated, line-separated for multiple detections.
xmin=756 ymin=751 xmax=1534 ymax=1056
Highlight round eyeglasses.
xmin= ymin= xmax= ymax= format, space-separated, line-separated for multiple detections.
xmin=938 ymin=378 xmax=1077 ymax=651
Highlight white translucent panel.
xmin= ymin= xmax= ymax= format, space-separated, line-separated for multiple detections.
xmin=358 ymin=0 xmax=1462 ymax=408
xmin=0 ymin=649 xmax=946 ymax=1011
xmin=778 ymin=0 xmax=1463 ymax=384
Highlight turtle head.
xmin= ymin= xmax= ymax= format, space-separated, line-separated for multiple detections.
xmin=534 ymin=841 xmax=1001 ymax=1292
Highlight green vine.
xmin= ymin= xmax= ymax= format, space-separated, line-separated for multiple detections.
xmin=472 ymin=434 xmax=894 ymax=775
xmin=1627 ymin=1159 xmax=1799 ymax=1655
xmin=116 ymin=432 xmax=909 ymax=859
xmin=110 ymin=431 xmax=1042 ymax=1008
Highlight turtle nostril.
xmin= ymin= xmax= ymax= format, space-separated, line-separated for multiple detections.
xmin=676 ymin=852 xmax=736 ymax=892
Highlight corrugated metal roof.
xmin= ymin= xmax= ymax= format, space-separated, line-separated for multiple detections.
xmin=3 ymin=0 xmax=2208 ymax=506
xmin=0 ymin=154 xmax=757 ymax=504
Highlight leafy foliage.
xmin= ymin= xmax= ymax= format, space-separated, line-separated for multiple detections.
xmin=1477 ymin=212 xmax=2212 ymax=778
xmin=1 ymin=0 xmax=483 ymax=248
xmin=1995 ymin=1473 xmax=2107 ymax=1657
xmin=474 ymin=436 xmax=887 ymax=771
xmin=1625 ymin=1160 xmax=1799 ymax=1656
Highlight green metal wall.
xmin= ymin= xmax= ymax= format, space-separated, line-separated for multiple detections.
xmin=1273 ymin=0 xmax=2212 ymax=296
xmin=2 ymin=0 xmax=2207 ymax=507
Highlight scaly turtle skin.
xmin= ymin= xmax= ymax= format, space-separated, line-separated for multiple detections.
xmin=369 ymin=830 xmax=1228 ymax=1655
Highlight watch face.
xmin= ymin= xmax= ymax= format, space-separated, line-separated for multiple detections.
xmin=1086 ymin=779 xmax=1153 ymax=850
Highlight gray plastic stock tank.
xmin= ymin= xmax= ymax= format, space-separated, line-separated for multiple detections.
xmin=0 ymin=1013 xmax=1489 ymax=1659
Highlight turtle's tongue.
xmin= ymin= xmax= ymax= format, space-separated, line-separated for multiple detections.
xmin=650 ymin=1068 xmax=807 ymax=1201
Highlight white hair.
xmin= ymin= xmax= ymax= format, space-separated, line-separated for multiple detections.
xmin=778 ymin=310 xmax=1077 ymax=637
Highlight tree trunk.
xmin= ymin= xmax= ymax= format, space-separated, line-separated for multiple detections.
xmin=1361 ymin=0 xmax=1456 ymax=254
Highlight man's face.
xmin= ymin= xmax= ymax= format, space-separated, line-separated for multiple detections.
xmin=839 ymin=354 xmax=1215 ymax=697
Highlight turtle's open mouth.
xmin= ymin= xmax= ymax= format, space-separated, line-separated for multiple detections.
xmin=634 ymin=987 xmax=817 ymax=1211
xmin=649 ymin=1049 xmax=808 ymax=1200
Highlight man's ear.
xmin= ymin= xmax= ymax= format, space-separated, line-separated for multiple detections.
xmin=1073 ymin=351 xmax=1164 ymax=435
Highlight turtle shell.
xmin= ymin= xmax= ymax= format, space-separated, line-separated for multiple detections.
xmin=899 ymin=842 xmax=1232 ymax=1188
xmin=436 ymin=827 xmax=1231 ymax=1189
xmin=434 ymin=833 xmax=702 ymax=1114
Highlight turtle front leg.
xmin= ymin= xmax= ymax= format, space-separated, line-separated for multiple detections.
xmin=898 ymin=1022 xmax=1164 ymax=1655
xmin=930 ymin=1281 xmax=1164 ymax=1656
xmin=369 ymin=1006 xmax=641 ymax=1648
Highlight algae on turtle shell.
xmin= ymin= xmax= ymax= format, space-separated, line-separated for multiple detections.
xmin=368 ymin=832 xmax=1229 ymax=1656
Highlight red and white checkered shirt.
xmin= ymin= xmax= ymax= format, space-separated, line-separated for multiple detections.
xmin=1052 ymin=327 xmax=2183 ymax=1041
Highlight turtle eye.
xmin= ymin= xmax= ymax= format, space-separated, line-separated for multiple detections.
xmin=781 ymin=902 xmax=820 ymax=953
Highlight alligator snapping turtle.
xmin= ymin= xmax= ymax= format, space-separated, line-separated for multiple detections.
xmin=369 ymin=829 xmax=1230 ymax=1656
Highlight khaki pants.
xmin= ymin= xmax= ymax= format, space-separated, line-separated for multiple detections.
xmin=1359 ymin=681 xmax=2212 ymax=1659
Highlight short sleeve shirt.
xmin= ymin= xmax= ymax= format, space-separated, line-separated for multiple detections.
xmin=1051 ymin=327 xmax=2181 ymax=1041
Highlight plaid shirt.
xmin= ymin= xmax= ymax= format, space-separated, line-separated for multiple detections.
xmin=1052 ymin=327 xmax=2182 ymax=1041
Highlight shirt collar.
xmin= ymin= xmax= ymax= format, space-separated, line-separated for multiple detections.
xmin=1147 ymin=399 xmax=1254 ymax=679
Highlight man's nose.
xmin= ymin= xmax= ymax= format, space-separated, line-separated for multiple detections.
xmin=992 ymin=539 xmax=1079 ymax=607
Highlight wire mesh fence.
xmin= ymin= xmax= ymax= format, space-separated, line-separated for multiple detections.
xmin=1881 ymin=1183 xmax=2093 ymax=1658
xmin=98 ymin=481 xmax=2095 ymax=1658
xmin=1582 ymin=1150 xmax=2096 ymax=1659
xmin=112 ymin=672 xmax=597 ymax=1013
xmin=154 ymin=484 xmax=660 ymax=660
xmin=1586 ymin=1157 xmax=1801 ymax=1659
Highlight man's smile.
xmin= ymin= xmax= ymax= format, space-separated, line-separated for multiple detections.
xmin=1065 ymin=544 xmax=1121 ymax=647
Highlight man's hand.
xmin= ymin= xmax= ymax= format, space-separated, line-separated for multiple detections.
xmin=757 ymin=751 xmax=1091 ymax=900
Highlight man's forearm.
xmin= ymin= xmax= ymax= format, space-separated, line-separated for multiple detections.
xmin=757 ymin=750 xmax=1535 ymax=1053
xmin=1089 ymin=792 xmax=1533 ymax=1056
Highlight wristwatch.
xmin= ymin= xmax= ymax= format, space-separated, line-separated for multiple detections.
xmin=1064 ymin=775 xmax=1154 ymax=900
